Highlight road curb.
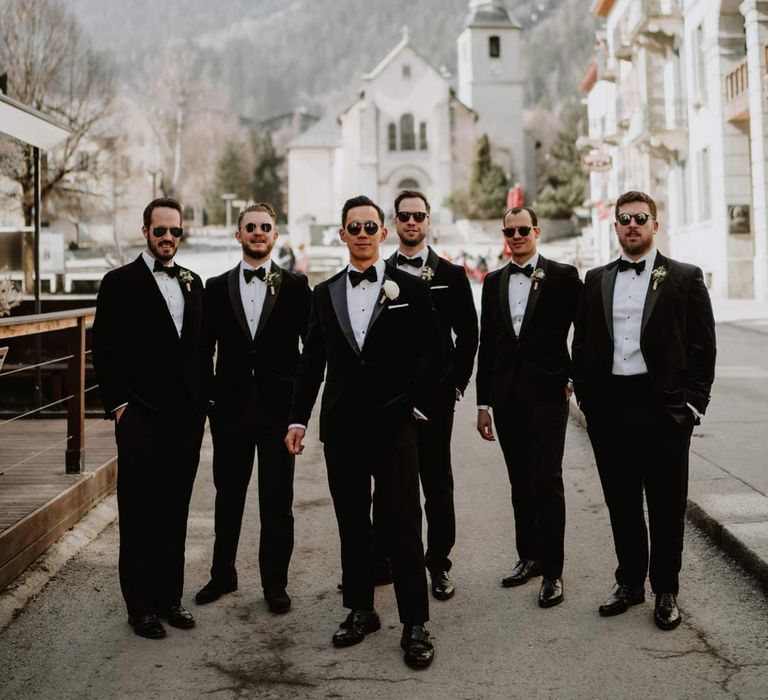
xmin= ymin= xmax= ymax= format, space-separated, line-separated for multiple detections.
xmin=568 ymin=397 xmax=768 ymax=594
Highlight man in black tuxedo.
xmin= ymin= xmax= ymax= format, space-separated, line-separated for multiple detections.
xmin=196 ymin=203 xmax=311 ymax=614
xmin=92 ymin=197 xmax=207 ymax=639
xmin=384 ymin=190 xmax=478 ymax=601
xmin=572 ymin=191 xmax=716 ymax=630
xmin=285 ymin=195 xmax=441 ymax=669
xmin=476 ymin=206 xmax=582 ymax=608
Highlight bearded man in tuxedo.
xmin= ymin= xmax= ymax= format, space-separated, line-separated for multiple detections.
xmin=573 ymin=190 xmax=716 ymax=630
xmin=196 ymin=202 xmax=311 ymax=614
xmin=92 ymin=197 xmax=207 ymax=639
xmin=285 ymin=195 xmax=441 ymax=669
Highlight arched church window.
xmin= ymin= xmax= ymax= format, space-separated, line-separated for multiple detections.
xmin=398 ymin=178 xmax=420 ymax=189
xmin=400 ymin=113 xmax=416 ymax=151
xmin=419 ymin=122 xmax=428 ymax=151
xmin=402 ymin=64 xmax=411 ymax=79
xmin=388 ymin=123 xmax=397 ymax=151
xmin=489 ymin=35 xmax=501 ymax=58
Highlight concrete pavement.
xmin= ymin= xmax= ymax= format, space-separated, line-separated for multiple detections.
xmin=2 ymin=382 xmax=768 ymax=698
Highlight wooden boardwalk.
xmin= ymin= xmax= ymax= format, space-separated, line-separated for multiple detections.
xmin=0 ymin=418 xmax=117 ymax=589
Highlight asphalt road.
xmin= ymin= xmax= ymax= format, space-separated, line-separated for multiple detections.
xmin=2 ymin=385 xmax=768 ymax=699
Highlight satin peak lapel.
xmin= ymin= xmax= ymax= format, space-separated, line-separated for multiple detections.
xmin=365 ymin=269 xmax=390 ymax=335
xmin=329 ymin=273 xmax=360 ymax=355
xmin=601 ymin=262 xmax=619 ymax=343
xmin=498 ymin=264 xmax=515 ymax=338
xmin=519 ymin=256 xmax=547 ymax=339
xmin=641 ymin=251 xmax=666 ymax=335
xmin=136 ymin=257 xmax=180 ymax=342
xmin=227 ymin=265 xmax=252 ymax=342
xmin=255 ymin=262 xmax=281 ymax=338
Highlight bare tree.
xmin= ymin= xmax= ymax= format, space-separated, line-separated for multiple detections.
xmin=0 ymin=0 xmax=115 ymax=225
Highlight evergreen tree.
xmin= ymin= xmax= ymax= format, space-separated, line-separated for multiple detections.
xmin=533 ymin=105 xmax=588 ymax=219
xmin=250 ymin=128 xmax=285 ymax=222
xmin=445 ymin=134 xmax=509 ymax=220
xmin=205 ymin=139 xmax=250 ymax=225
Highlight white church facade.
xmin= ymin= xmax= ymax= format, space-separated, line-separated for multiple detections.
xmin=287 ymin=1 xmax=531 ymax=241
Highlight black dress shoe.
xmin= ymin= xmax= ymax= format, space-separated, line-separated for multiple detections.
xmin=654 ymin=592 xmax=682 ymax=630
xmin=128 ymin=613 xmax=166 ymax=639
xmin=195 ymin=580 xmax=238 ymax=605
xmin=538 ymin=577 xmax=564 ymax=608
xmin=158 ymin=605 xmax=195 ymax=629
xmin=598 ymin=584 xmax=645 ymax=616
xmin=332 ymin=610 xmax=381 ymax=647
xmin=401 ymin=625 xmax=434 ymax=669
xmin=429 ymin=570 xmax=455 ymax=601
xmin=264 ymin=588 xmax=291 ymax=614
xmin=501 ymin=559 xmax=542 ymax=587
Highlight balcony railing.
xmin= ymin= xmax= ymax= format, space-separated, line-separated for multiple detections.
xmin=724 ymin=56 xmax=750 ymax=123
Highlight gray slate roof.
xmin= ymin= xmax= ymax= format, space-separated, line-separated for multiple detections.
xmin=288 ymin=114 xmax=342 ymax=149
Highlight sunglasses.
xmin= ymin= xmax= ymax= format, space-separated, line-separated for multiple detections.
xmin=244 ymin=222 xmax=273 ymax=233
xmin=396 ymin=211 xmax=428 ymax=223
xmin=617 ymin=212 xmax=654 ymax=226
xmin=345 ymin=221 xmax=380 ymax=236
xmin=502 ymin=226 xmax=533 ymax=237
xmin=151 ymin=226 xmax=183 ymax=238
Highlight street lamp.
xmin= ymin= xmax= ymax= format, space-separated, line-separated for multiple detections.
xmin=221 ymin=192 xmax=236 ymax=228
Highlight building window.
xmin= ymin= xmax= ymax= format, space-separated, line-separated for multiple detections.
xmin=388 ymin=123 xmax=397 ymax=151
xmin=698 ymin=148 xmax=711 ymax=220
xmin=419 ymin=122 xmax=428 ymax=150
xmin=402 ymin=64 xmax=411 ymax=79
xmin=692 ymin=23 xmax=707 ymax=105
xmin=398 ymin=178 xmax=420 ymax=189
xmin=489 ymin=36 xmax=501 ymax=58
xmin=400 ymin=113 xmax=416 ymax=151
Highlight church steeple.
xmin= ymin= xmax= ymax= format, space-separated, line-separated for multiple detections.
xmin=463 ymin=0 xmax=520 ymax=30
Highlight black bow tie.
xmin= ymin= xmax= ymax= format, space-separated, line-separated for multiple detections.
xmin=153 ymin=261 xmax=179 ymax=278
xmin=244 ymin=267 xmax=267 ymax=283
xmin=397 ymin=254 xmax=424 ymax=268
xmin=348 ymin=266 xmax=378 ymax=287
xmin=618 ymin=259 xmax=646 ymax=274
xmin=509 ymin=264 xmax=533 ymax=277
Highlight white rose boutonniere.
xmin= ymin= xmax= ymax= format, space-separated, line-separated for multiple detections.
xmin=265 ymin=270 xmax=281 ymax=296
xmin=380 ymin=279 xmax=400 ymax=304
xmin=178 ymin=269 xmax=193 ymax=292
xmin=530 ymin=267 xmax=546 ymax=291
xmin=651 ymin=265 xmax=668 ymax=291
xmin=420 ymin=265 xmax=435 ymax=282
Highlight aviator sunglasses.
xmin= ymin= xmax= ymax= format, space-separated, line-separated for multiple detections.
xmin=244 ymin=222 xmax=273 ymax=233
xmin=151 ymin=226 xmax=183 ymax=238
xmin=345 ymin=221 xmax=380 ymax=235
xmin=396 ymin=211 xmax=428 ymax=223
xmin=502 ymin=226 xmax=533 ymax=237
xmin=617 ymin=212 xmax=654 ymax=226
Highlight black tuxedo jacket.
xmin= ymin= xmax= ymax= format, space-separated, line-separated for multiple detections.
xmin=92 ymin=255 xmax=207 ymax=417
xmin=203 ymin=261 xmax=311 ymax=422
xmin=289 ymin=264 xmax=442 ymax=444
xmin=386 ymin=247 xmax=478 ymax=408
xmin=476 ymin=255 xmax=582 ymax=407
xmin=572 ymin=251 xmax=716 ymax=419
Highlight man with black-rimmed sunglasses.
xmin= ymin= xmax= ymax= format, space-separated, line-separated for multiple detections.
xmin=93 ymin=197 xmax=208 ymax=639
xmin=573 ymin=190 xmax=716 ymax=630
xmin=196 ymin=202 xmax=311 ymax=615
xmin=286 ymin=195 xmax=441 ymax=669
xmin=476 ymin=205 xmax=582 ymax=610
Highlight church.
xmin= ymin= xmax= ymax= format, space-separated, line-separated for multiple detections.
xmin=287 ymin=0 xmax=533 ymax=241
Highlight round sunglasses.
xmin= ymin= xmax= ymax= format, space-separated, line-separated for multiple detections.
xmin=396 ymin=211 xmax=428 ymax=223
xmin=243 ymin=222 xmax=273 ymax=233
xmin=617 ymin=212 xmax=654 ymax=226
xmin=345 ymin=221 xmax=380 ymax=236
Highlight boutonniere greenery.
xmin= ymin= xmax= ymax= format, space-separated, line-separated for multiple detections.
xmin=651 ymin=265 xmax=668 ymax=291
xmin=420 ymin=265 xmax=435 ymax=282
xmin=265 ymin=270 xmax=281 ymax=296
xmin=530 ymin=267 xmax=546 ymax=290
xmin=380 ymin=279 xmax=400 ymax=304
xmin=178 ymin=269 xmax=193 ymax=292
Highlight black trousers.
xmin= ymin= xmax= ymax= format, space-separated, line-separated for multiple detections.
xmin=493 ymin=376 xmax=569 ymax=580
xmin=324 ymin=421 xmax=429 ymax=625
xmin=208 ymin=397 xmax=295 ymax=593
xmin=115 ymin=404 xmax=204 ymax=617
xmin=373 ymin=408 xmax=456 ymax=574
xmin=585 ymin=374 xmax=693 ymax=594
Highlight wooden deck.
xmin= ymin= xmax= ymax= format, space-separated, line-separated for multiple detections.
xmin=0 ymin=418 xmax=117 ymax=590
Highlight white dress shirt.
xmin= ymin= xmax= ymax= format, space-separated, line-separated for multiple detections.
xmin=142 ymin=250 xmax=184 ymax=337
xmin=239 ymin=260 xmax=270 ymax=338
xmin=395 ymin=247 xmax=427 ymax=277
xmin=611 ymin=248 xmax=656 ymax=375
xmin=346 ymin=257 xmax=386 ymax=350
xmin=508 ymin=252 xmax=539 ymax=337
